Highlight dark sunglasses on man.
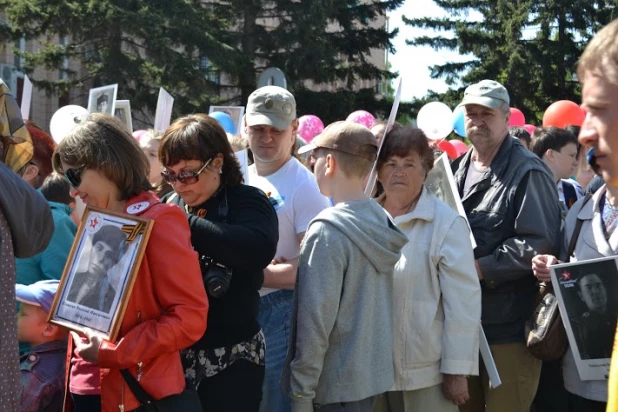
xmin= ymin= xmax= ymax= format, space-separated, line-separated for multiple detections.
xmin=161 ymin=158 xmax=212 ymax=185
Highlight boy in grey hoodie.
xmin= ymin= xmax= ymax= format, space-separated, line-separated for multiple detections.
xmin=282 ymin=121 xmax=408 ymax=412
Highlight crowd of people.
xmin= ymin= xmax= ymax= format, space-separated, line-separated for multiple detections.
xmin=1 ymin=15 xmax=618 ymax=412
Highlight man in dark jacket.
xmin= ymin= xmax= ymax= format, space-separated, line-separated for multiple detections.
xmin=453 ymin=80 xmax=561 ymax=412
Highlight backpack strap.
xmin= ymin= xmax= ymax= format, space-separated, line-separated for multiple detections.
xmin=562 ymin=181 xmax=578 ymax=209
xmin=567 ymin=193 xmax=593 ymax=257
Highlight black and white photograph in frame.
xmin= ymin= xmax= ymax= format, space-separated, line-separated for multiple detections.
xmin=87 ymin=84 xmax=118 ymax=116
xmin=550 ymin=256 xmax=618 ymax=380
xmin=425 ymin=152 xmax=476 ymax=248
xmin=49 ymin=207 xmax=153 ymax=341
xmin=209 ymin=106 xmax=245 ymax=135
xmin=114 ymin=100 xmax=133 ymax=133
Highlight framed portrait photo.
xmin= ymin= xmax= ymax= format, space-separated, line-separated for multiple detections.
xmin=87 ymin=84 xmax=118 ymax=116
xmin=425 ymin=152 xmax=476 ymax=248
xmin=209 ymin=105 xmax=245 ymax=135
xmin=551 ymin=256 xmax=618 ymax=381
xmin=114 ymin=100 xmax=133 ymax=133
xmin=48 ymin=206 xmax=153 ymax=341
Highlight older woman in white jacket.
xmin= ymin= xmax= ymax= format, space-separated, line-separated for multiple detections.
xmin=374 ymin=125 xmax=482 ymax=412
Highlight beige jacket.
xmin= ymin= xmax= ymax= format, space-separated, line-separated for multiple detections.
xmin=385 ymin=186 xmax=481 ymax=391
xmin=561 ymin=185 xmax=613 ymax=402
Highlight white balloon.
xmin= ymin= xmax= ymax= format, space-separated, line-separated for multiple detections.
xmin=416 ymin=102 xmax=454 ymax=140
xmin=49 ymin=105 xmax=88 ymax=143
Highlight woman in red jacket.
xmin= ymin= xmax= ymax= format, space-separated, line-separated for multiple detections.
xmin=52 ymin=113 xmax=208 ymax=412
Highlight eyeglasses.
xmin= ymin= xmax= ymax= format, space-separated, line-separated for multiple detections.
xmin=161 ymin=158 xmax=212 ymax=185
xmin=64 ymin=165 xmax=86 ymax=188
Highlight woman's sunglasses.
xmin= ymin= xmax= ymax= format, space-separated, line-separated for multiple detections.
xmin=64 ymin=165 xmax=86 ymax=188
xmin=161 ymin=158 xmax=212 ymax=185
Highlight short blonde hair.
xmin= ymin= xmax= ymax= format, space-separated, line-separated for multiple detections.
xmin=227 ymin=133 xmax=247 ymax=153
xmin=315 ymin=148 xmax=374 ymax=179
xmin=140 ymin=129 xmax=164 ymax=147
xmin=577 ymin=18 xmax=618 ymax=85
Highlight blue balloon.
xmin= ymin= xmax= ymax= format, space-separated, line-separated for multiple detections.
xmin=452 ymin=106 xmax=466 ymax=138
xmin=209 ymin=111 xmax=237 ymax=134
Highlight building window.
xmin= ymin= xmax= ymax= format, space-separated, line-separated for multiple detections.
xmin=59 ymin=35 xmax=69 ymax=80
xmin=14 ymin=37 xmax=25 ymax=71
xmin=200 ymin=55 xmax=221 ymax=85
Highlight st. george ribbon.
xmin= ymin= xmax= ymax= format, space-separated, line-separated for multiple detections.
xmin=364 ymin=78 xmax=402 ymax=196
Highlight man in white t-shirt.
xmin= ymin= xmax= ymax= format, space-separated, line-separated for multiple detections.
xmin=245 ymin=86 xmax=330 ymax=412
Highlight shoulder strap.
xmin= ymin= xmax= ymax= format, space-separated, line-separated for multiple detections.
xmin=166 ymin=192 xmax=179 ymax=204
xmin=120 ymin=369 xmax=156 ymax=406
xmin=567 ymin=193 xmax=593 ymax=257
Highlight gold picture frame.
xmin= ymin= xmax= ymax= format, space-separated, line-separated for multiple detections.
xmin=48 ymin=206 xmax=153 ymax=342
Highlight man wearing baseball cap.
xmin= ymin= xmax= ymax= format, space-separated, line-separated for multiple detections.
xmin=282 ymin=121 xmax=407 ymax=411
xmin=244 ymin=85 xmax=330 ymax=412
xmin=451 ymin=80 xmax=561 ymax=412
xmin=16 ymin=280 xmax=67 ymax=412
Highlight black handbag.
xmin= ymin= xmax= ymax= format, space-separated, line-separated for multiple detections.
xmin=120 ymin=369 xmax=202 ymax=412
xmin=525 ymin=193 xmax=592 ymax=360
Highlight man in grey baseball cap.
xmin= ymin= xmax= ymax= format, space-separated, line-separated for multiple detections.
xmin=244 ymin=85 xmax=330 ymax=412
xmin=452 ymin=80 xmax=561 ymax=412
xmin=457 ymin=79 xmax=511 ymax=111
xmin=245 ymin=86 xmax=297 ymax=131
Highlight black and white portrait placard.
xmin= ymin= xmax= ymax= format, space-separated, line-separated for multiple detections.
xmin=87 ymin=84 xmax=118 ymax=116
xmin=425 ymin=152 xmax=476 ymax=249
xmin=114 ymin=100 xmax=133 ymax=133
xmin=49 ymin=206 xmax=153 ymax=341
xmin=551 ymin=256 xmax=618 ymax=381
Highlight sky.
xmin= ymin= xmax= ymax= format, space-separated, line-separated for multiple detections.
xmin=387 ymin=0 xmax=477 ymax=102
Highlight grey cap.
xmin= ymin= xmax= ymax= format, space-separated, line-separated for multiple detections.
xmin=457 ymin=80 xmax=510 ymax=110
xmin=246 ymin=86 xmax=296 ymax=130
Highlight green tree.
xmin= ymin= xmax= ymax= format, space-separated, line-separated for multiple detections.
xmin=0 ymin=0 xmax=239 ymax=123
xmin=405 ymin=0 xmax=618 ymax=123
xmin=216 ymin=0 xmax=405 ymax=108
xmin=0 ymin=0 xmax=404 ymax=124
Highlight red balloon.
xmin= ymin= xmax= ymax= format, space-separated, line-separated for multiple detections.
xmin=438 ymin=140 xmax=458 ymax=159
xmin=509 ymin=108 xmax=526 ymax=127
xmin=543 ymin=100 xmax=585 ymax=128
xmin=523 ymin=124 xmax=536 ymax=134
xmin=449 ymin=139 xmax=469 ymax=156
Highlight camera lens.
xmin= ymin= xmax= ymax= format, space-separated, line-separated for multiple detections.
xmin=207 ymin=278 xmax=227 ymax=298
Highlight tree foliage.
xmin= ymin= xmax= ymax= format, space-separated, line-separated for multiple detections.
xmin=0 ymin=0 xmax=239 ymax=122
xmin=405 ymin=0 xmax=618 ymax=122
xmin=0 ymin=0 xmax=404 ymax=125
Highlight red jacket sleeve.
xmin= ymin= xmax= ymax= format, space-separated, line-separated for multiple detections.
xmin=98 ymin=205 xmax=208 ymax=368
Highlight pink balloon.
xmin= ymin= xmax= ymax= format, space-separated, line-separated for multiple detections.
xmin=346 ymin=110 xmax=376 ymax=129
xmin=509 ymin=108 xmax=526 ymax=127
xmin=450 ymin=139 xmax=469 ymax=156
xmin=523 ymin=124 xmax=536 ymax=134
xmin=132 ymin=129 xmax=148 ymax=143
xmin=298 ymin=115 xmax=325 ymax=143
